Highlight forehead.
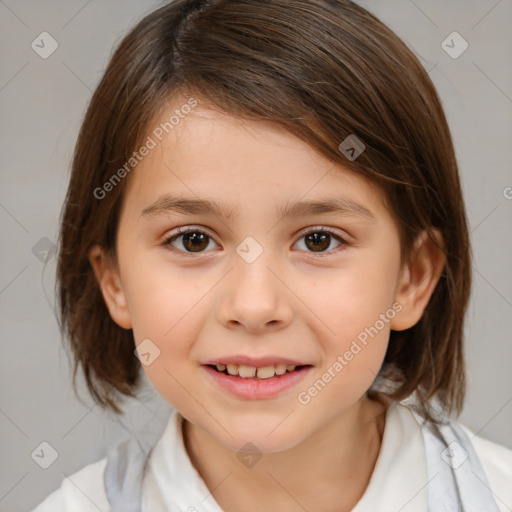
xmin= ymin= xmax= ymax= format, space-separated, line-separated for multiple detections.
xmin=121 ymin=96 xmax=391 ymax=223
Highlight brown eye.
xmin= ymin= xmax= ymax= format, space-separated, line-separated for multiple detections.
xmin=163 ymin=228 xmax=218 ymax=254
xmin=294 ymin=228 xmax=347 ymax=257
xmin=163 ymin=226 xmax=347 ymax=258
xmin=304 ymin=232 xmax=331 ymax=252
xmin=180 ymin=231 xmax=209 ymax=252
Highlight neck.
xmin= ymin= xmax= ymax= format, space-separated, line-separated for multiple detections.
xmin=182 ymin=396 xmax=389 ymax=512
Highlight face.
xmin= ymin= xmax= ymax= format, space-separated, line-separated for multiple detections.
xmin=92 ymin=94 xmax=431 ymax=454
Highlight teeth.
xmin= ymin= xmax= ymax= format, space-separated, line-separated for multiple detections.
xmin=226 ymin=364 xmax=238 ymax=376
xmin=214 ymin=363 xmax=301 ymax=379
xmin=275 ymin=364 xmax=287 ymax=375
xmin=238 ymin=365 xmax=256 ymax=378
xmin=256 ymin=366 xmax=275 ymax=379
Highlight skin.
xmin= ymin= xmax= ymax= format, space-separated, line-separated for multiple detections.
xmin=89 ymin=93 xmax=445 ymax=512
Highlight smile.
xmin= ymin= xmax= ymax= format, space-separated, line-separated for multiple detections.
xmin=209 ymin=363 xmax=308 ymax=379
xmin=202 ymin=364 xmax=313 ymax=399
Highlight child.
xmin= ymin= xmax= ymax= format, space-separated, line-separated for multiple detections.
xmin=33 ymin=0 xmax=511 ymax=511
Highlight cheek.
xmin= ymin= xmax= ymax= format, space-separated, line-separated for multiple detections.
xmin=125 ymin=263 xmax=208 ymax=380
xmin=124 ymin=258 xmax=204 ymax=339
xmin=308 ymin=257 xmax=399 ymax=341
xmin=129 ymin=279 xmax=207 ymax=412
xmin=296 ymin=278 xmax=394 ymax=413
xmin=301 ymin=249 xmax=400 ymax=381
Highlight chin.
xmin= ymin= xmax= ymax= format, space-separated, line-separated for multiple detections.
xmin=212 ymin=419 xmax=307 ymax=454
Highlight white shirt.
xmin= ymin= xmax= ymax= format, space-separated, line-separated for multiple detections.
xmin=31 ymin=401 xmax=512 ymax=512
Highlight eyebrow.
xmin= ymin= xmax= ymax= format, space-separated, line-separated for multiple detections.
xmin=140 ymin=194 xmax=376 ymax=222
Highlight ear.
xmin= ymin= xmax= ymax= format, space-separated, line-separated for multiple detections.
xmin=391 ymin=229 xmax=446 ymax=331
xmin=88 ymin=245 xmax=132 ymax=329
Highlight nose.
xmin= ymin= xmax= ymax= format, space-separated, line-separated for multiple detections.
xmin=216 ymin=253 xmax=293 ymax=334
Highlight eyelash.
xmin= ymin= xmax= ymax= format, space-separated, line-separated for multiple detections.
xmin=162 ymin=226 xmax=348 ymax=258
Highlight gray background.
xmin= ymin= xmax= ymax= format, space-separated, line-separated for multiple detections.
xmin=0 ymin=1 xmax=511 ymax=511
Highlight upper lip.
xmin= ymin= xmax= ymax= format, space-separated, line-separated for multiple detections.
xmin=203 ymin=356 xmax=311 ymax=367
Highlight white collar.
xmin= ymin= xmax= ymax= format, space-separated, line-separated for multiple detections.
xmin=143 ymin=401 xmax=428 ymax=511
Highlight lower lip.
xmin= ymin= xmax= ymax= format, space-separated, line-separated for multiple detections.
xmin=201 ymin=365 xmax=313 ymax=400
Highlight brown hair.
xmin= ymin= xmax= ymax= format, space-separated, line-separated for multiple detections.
xmin=56 ymin=0 xmax=471 ymax=422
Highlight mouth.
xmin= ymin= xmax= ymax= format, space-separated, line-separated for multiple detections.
xmin=202 ymin=363 xmax=313 ymax=399
xmin=206 ymin=363 xmax=312 ymax=379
